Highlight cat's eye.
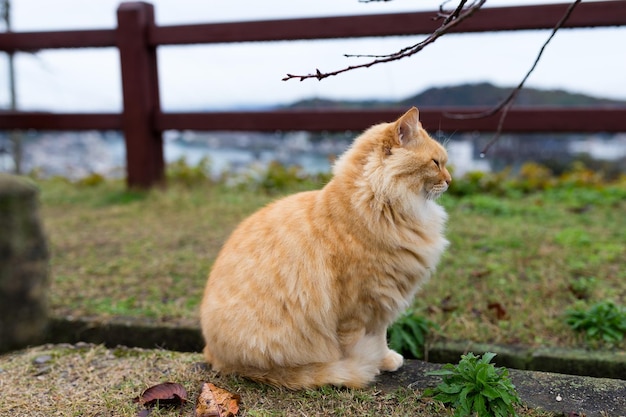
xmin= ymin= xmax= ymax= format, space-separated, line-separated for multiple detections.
xmin=432 ymin=159 xmax=440 ymax=168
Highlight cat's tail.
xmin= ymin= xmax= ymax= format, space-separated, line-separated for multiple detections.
xmin=220 ymin=335 xmax=384 ymax=390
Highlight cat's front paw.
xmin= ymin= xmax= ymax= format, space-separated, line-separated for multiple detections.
xmin=380 ymin=349 xmax=404 ymax=372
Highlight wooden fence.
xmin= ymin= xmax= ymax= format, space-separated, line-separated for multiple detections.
xmin=1 ymin=1 xmax=625 ymax=187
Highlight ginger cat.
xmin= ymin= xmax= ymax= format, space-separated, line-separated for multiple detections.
xmin=200 ymin=107 xmax=451 ymax=389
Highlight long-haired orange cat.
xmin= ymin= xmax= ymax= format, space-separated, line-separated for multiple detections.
xmin=200 ymin=107 xmax=451 ymax=389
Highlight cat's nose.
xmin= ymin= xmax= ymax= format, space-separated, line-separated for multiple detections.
xmin=445 ymin=178 xmax=451 ymax=185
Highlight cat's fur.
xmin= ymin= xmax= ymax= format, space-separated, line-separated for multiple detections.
xmin=200 ymin=107 xmax=451 ymax=389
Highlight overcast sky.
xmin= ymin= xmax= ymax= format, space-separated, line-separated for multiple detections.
xmin=1 ymin=0 xmax=625 ymax=112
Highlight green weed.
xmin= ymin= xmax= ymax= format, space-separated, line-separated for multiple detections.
xmin=226 ymin=161 xmax=331 ymax=194
xmin=554 ymin=228 xmax=592 ymax=247
xmin=424 ymin=352 xmax=522 ymax=417
xmin=166 ymin=156 xmax=213 ymax=187
xmin=567 ymin=277 xmax=597 ymax=300
xmin=450 ymin=160 xmax=626 ymax=197
xmin=387 ymin=310 xmax=436 ymax=359
xmin=565 ymin=300 xmax=626 ymax=345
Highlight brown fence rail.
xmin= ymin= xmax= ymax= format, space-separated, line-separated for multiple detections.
xmin=1 ymin=1 xmax=625 ymax=187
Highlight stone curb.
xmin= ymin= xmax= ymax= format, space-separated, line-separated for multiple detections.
xmin=48 ymin=317 xmax=626 ymax=380
xmin=375 ymin=360 xmax=626 ymax=417
xmin=46 ymin=317 xmax=626 ymax=416
xmin=429 ymin=340 xmax=626 ymax=380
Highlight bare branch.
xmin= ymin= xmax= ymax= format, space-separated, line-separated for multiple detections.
xmin=446 ymin=0 xmax=582 ymax=155
xmin=436 ymin=0 xmax=469 ymax=25
xmin=282 ymin=0 xmax=486 ymax=82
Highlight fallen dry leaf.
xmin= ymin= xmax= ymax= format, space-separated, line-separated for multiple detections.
xmin=134 ymin=381 xmax=188 ymax=407
xmin=196 ymin=382 xmax=241 ymax=417
xmin=470 ymin=269 xmax=491 ymax=279
xmin=439 ymin=295 xmax=458 ymax=313
xmin=487 ymin=301 xmax=508 ymax=320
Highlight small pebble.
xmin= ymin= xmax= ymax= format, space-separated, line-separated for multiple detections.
xmin=33 ymin=366 xmax=51 ymax=377
xmin=33 ymin=355 xmax=52 ymax=365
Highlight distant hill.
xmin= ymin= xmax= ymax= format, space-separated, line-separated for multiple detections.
xmin=286 ymin=82 xmax=626 ymax=109
xmin=286 ymin=97 xmax=394 ymax=109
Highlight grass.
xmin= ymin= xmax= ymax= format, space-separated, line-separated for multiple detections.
xmin=422 ymin=189 xmax=625 ymax=349
xmin=36 ymin=171 xmax=626 ymax=351
xmin=40 ymin=177 xmax=282 ymax=327
xmin=0 ymin=344 xmax=554 ymax=416
xmin=3 ymin=165 xmax=623 ymax=416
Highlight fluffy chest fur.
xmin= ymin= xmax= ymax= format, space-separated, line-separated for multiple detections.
xmin=316 ymin=177 xmax=449 ymax=330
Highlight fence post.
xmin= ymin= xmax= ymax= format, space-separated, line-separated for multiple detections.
xmin=116 ymin=2 xmax=164 ymax=188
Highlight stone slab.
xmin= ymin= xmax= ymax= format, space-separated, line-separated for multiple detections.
xmin=375 ymin=359 xmax=626 ymax=417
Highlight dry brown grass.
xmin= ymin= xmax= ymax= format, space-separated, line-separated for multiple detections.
xmin=0 ymin=343 xmax=555 ymax=416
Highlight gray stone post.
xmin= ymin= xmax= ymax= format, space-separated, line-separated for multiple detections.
xmin=0 ymin=174 xmax=49 ymax=352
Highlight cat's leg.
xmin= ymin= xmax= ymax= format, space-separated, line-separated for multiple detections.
xmin=202 ymin=345 xmax=214 ymax=364
xmin=338 ymin=320 xmax=403 ymax=372
xmin=341 ymin=326 xmax=402 ymax=372
xmin=376 ymin=329 xmax=404 ymax=372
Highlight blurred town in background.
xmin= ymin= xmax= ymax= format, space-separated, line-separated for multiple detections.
xmin=2 ymin=83 xmax=624 ymax=180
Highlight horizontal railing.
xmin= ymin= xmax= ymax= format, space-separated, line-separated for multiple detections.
xmin=2 ymin=1 xmax=625 ymax=51
xmin=3 ymin=107 xmax=624 ymax=133
xmin=0 ymin=1 xmax=625 ymax=187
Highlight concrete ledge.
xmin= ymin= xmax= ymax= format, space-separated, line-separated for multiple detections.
xmin=48 ymin=317 xmax=626 ymax=380
xmin=375 ymin=360 xmax=626 ymax=417
xmin=46 ymin=317 xmax=626 ymax=416
xmin=48 ymin=317 xmax=203 ymax=352
xmin=429 ymin=340 xmax=626 ymax=380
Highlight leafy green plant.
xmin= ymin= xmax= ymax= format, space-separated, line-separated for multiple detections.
xmin=166 ymin=156 xmax=212 ymax=186
xmin=448 ymin=161 xmax=625 ymax=198
xmin=558 ymin=161 xmax=605 ymax=188
xmin=225 ymin=161 xmax=330 ymax=194
xmin=259 ymin=161 xmax=308 ymax=193
xmin=424 ymin=352 xmax=521 ymax=417
xmin=565 ymin=300 xmax=626 ymax=345
xmin=387 ymin=311 xmax=436 ymax=359
xmin=554 ymin=228 xmax=592 ymax=248
xmin=76 ymin=172 xmax=107 ymax=187
xmin=567 ymin=276 xmax=597 ymax=300
xmin=516 ymin=162 xmax=555 ymax=192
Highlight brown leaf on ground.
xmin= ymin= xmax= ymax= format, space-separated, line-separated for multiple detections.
xmin=134 ymin=381 xmax=188 ymax=407
xmin=470 ymin=269 xmax=491 ymax=279
xmin=196 ymin=382 xmax=241 ymax=417
xmin=487 ymin=301 xmax=508 ymax=320
xmin=440 ymin=295 xmax=458 ymax=312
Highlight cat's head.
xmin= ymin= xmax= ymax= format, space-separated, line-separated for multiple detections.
xmin=380 ymin=107 xmax=452 ymax=201
xmin=333 ymin=107 xmax=451 ymax=203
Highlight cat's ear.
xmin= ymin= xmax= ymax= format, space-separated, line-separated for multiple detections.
xmin=396 ymin=107 xmax=421 ymax=146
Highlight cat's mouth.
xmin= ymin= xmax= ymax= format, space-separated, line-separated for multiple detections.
xmin=426 ymin=183 xmax=449 ymax=200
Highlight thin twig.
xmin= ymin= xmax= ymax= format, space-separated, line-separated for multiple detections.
xmin=439 ymin=0 xmax=469 ymax=25
xmin=282 ymin=0 xmax=486 ymax=82
xmin=447 ymin=0 xmax=581 ymax=155
xmin=344 ymin=0 xmax=474 ymax=60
